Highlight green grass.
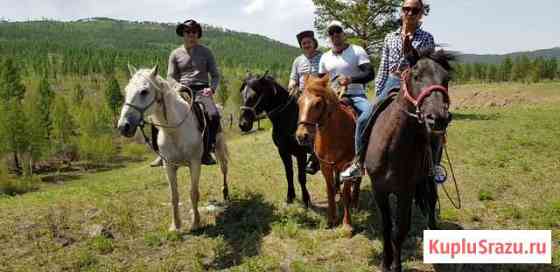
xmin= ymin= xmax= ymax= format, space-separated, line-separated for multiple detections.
xmin=0 ymin=83 xmax=559 ymax=271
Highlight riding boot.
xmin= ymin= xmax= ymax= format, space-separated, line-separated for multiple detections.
xmin=340 ymin=155 xmax=364 ymax=181
xmin=305 ymin=153 xmax=320 ymax=175
xmin=201 ymin=117 xmax=217 ymax=165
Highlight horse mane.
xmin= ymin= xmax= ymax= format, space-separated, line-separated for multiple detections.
xmin=241 ymin=74 xmax=288 ymax=94
xmin=417 ymin=49 xmax=456 ymax=72
xmin=305 ymin=76 xmax=339 ymax=104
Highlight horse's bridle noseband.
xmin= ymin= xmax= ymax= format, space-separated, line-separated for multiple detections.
xmin=240 ymin=80 xmax=295 ymax=119
xmin=400 ymin=69 xmax=450 ymax=124
xmin=297 ymin=94 xmax=331 ymax=129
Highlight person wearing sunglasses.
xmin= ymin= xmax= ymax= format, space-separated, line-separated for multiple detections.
xmin=375 ymin=0 xmax=435 ymax=98
xmin=374 ymin=0 xmax=447 ymax=183
xmin=150 ymin=19 xmax=222 ymax=166
xmin=317 ymin=21 xmax=375 ymax=181
xmin=289 ymin=30 xmax=322 ymax=174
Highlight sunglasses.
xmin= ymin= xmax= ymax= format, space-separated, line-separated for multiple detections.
xmin=328 ymin=27 xmax=343 ymax=36
xmin=402 ymin=6 xmax=421 ymax=16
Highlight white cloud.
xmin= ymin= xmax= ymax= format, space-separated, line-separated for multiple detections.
xmin=242 ymin=0 xmax=265 ymax=15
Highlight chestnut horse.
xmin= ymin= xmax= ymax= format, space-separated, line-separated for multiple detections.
xmin=295 ymin=75 xmax=361 ymax=230
xmin=364 ymin=49 xmax=454 ymax=272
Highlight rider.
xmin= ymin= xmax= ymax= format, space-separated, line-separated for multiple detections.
xmin=375 ymin=0 xmax=435 ymax=98
xmin=317 ymin=21 xmax=375 ymax=181
xmin=288 ymin=30 xmax=322 ymax=174
xmin=150 ymin=19 xmax=221 ymax=166
xmin=343 ymin=0 xmax=446 ymax=182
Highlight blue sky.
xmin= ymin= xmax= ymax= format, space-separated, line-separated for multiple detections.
xmin=1 ymin=0 xmax=558 ymax=54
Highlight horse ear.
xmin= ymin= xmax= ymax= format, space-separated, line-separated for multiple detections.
xmin=258 ymin=70 xmax=269 ymax=80
xmin=127 ymin=63 xmax=137 ymax=77
xmin=150 ymin=65 xmax=159 ymax=77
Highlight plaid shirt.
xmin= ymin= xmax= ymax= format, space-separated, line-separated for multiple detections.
xmin=375 ymin=27 xmax=435 ymax=95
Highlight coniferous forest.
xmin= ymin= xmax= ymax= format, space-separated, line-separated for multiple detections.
xmin=0 ymin=17 xmax=559 ymax=186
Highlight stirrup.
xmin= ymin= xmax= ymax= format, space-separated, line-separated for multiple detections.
xmin=340 ymin=162 xmax=363 ymax=182
xmin=433 ymin=164 xmax=447 ymax=184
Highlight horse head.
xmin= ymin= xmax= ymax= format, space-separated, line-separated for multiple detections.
xmin=402 ymin=49 xmax=455 ymax=135
xmin=117 ymin=64 xmax=162 ymax=137
xmin=238 ymin=71 xmax=275 ymax=132
xmin=295 ymin=74 xmax=337 ymax=146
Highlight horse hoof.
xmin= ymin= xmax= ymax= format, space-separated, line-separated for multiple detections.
xmin=191 ymin=222 xmax=201 ymax=231
xmin=341 ymin=224 xmax=353 ymax=237
xmin=169 ymin=225 xmax=180 ymax=232
xmin=379 ymin=264 xmax=391 ymax=272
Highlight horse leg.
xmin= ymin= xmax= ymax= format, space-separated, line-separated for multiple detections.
xmin=321 ymin=165 xmax=337 ymax=228
xmin=351 ymin=177 xmax=362 ymax=209
xmin=392 ymin=192 xmax=413 ymax=272
xmin=375 ymin=190 xmax=393 ymax=272
xmin=296 ymin=153 xmax=311 ymax=208
xmin=341 ymin=178 xmax=353 ymax=232
xmin=189 ymin=161 xmax=202 ymax=230
xmin=215 ymin=132 xmax=229 ymax=201
xmin=427 ymin=179 xmax=438 ymax=230
xmin=279 ymin=151 xmax=296 ymax=204
xmin=165 ymin=164 xmax=181 ymax=231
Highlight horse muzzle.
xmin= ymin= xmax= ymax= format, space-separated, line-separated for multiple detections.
xmin=238 ymin=117 xmax=254 ymax=132
xmin=295 ymin=124 xmax=315 ymax=147
xmin=118 ymin=119 xmax=139 ymax=138
xmin=425 ymin=112 xmax=452 ymax=135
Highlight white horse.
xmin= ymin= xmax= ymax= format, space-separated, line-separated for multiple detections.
xmin=117 ymin=65 xmax=229 ymax=231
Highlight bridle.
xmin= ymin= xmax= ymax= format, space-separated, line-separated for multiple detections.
xmin=239 ymin=79 xmax=295 ymax=119
xmin=124 ymin=76 xmax=191 ymax=129
xmin=400 ymin=68 xmax=450 ymax=124
xmin=122 ymin=75 xmax=192 ymax=166
xmin=296 ymin=93 xmax=332 ymax=129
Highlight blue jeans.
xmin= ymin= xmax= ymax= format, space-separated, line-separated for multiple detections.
xmin=345 ymin=94 xmax=372 ymax=156
xmin=376 ymin=74 xmax=401 ymax=99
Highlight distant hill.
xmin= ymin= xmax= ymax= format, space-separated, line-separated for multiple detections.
xmin=0 ymin=17 xmax=300 ymax=75
xmin=458 ymin=47 xmax=560 ymax=64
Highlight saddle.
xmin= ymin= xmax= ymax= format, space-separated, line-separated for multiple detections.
xmin=358 ymin=91 xmax=399 ymax=159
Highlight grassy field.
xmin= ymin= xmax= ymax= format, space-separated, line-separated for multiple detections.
xmin=0 ymin=82 xmax=559 ymax=271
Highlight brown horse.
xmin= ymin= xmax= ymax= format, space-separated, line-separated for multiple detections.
xmin=364 ymin=49 xmax=454 ymax=272
xmin=295 ymin=75 xmax=361 ymax=230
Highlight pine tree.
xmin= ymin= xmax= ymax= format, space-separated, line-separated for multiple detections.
xmin=0 ymin=59 xmax=27 ymax=173
xmin=51 ymin=95 xmax=75 ymax=155
xmin=0 ymin=59 xmax=26 ymax=102
xmin=312 ymin=0 xmax=401 ymax=52
xmin=500 ymin=57 xmax=513 ymax=82
xmin=72 ymin=83 xmax=85 ymax=104
xmin=104 ymin=75 xmax=124 ymax=127
xmin=37 ymin=74 xmax=55 ymax=139
xmin=216 ymin=75 xmax=230 ymax=107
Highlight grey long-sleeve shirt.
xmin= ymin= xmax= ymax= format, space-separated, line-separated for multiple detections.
xmin=167 ymin=44 xmax=220 ymax=91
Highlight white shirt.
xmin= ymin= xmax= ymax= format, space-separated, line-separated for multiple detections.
xmin=319 ymin=44 xmax=370 ymax=95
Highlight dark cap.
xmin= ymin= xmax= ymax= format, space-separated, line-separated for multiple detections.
xmin=176 ymin=19 xmax=202 ymax=38
xmin=296 ymin=30 xmax=318 ymax=49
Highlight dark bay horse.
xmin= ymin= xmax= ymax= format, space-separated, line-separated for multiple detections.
xmin=238 ymin=73 xmax=311 ymax=207
xmin=295 ymin=75 xmax=361 ymax=231
xmin=364 ymin=50 xmax=454 ymax=272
